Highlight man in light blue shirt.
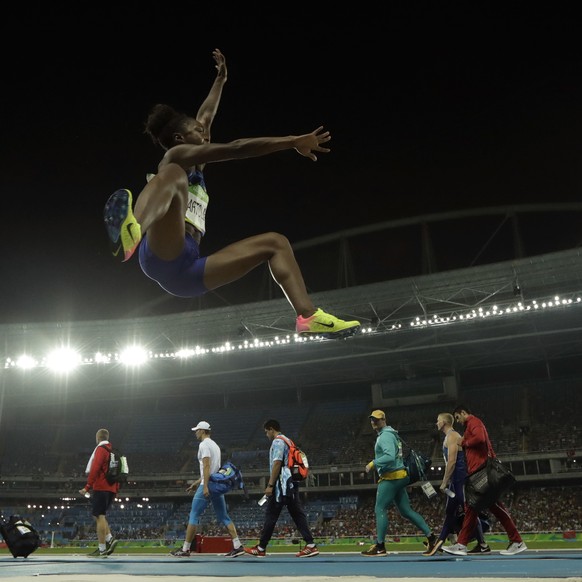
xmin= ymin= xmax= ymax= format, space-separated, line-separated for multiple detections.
xmin=244 ymin=419 xmax=319 ymax=558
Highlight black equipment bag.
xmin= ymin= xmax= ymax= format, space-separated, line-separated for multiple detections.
xmin=403 ymin=448 xmax=433 ymax=484
xmin=0 ymin=515 xmax=41 ymax=558
xmin=465 ymin=457 xmax=516 ymax=511
xmin=398 ymin=434 xmax=432 ymax=484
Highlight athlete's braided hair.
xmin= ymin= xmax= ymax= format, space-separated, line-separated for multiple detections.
xmin=144 ymin=104 xmax=191 ymax=150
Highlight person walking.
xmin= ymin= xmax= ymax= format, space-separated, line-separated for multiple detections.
xmin=103 ymin=48 xmax=359 ymax=340
xmin=423 ymin=412 xmax=488 ymax=556
xmin=171 ymin=421 xmax=244 ymax=558
xmin=362 ymin=410 xmax=437 ymax=557
xmin=244 ymin=419 xmax=319 ymax=558
xmin=442 ymin=405 xmax=527 ymax=556
xmin=78 ymin=428 xmax=119 ymax=558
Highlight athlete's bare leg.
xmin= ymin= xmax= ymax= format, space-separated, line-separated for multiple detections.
xmin=130 ymin=164 xmax=316 ymax=317
xmin=133 ymin=163 xmax=189 ymax=261
xmin=203 ymin=233 xmax=316 ymax=318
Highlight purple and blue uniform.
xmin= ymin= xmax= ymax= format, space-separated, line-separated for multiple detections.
xmin=138 ymin=170 xmax=209 ymax=298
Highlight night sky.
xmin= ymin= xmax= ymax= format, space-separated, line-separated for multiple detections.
xmin=2 ymin=4 xmax=582 ymax=324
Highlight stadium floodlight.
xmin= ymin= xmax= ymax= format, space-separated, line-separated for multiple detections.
xmin=46 ymin=348 xmax=81 ymax=373
xmin=1 ymin=291 xmax=582 ymax=372
xmin=94 ymin=352 xmax=112 ymax=364
xmin=119 ymin=346 xmax=148 ymax=367
xmin=16 ymin=354 xmax=37 ymax=370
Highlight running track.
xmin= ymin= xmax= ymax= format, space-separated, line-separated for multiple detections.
xmin=1 ymin=550 xmax=581 ymax=578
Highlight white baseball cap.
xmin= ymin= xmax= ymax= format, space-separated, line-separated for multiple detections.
xmin=192 ymin=421 xmax=211 ymax=431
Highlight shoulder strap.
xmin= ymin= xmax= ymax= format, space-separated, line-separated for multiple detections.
xmin=486 ymin=435 xmax=495 ymax=458
xmin=98 ymin=444 xmax=112 ymax=465
xmin=390 ymin=430 xmax=405 ymax=447
xmin=275 ymin=434 xmax=294 ymax=447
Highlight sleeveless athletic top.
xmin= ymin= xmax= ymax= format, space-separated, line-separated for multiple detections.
xmin=145 ymin=169 xmax=209 ymax=236
xmin=185 ymin=169 xmax=208 ymax=235
xmin=443 ymin=430 xmax=467 ymax=477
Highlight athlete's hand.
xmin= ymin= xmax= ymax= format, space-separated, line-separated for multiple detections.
xmin=293 ymin=126 xmax=331 ymax=161
xmin=213 ymin=48 xmax=227 ymax=80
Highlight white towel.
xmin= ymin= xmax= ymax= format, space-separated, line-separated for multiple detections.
xmin=85 ymin=441 xmax=110 ymax=474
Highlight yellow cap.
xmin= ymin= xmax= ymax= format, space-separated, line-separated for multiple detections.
xmin=369 ymin=410 xmax=386 ymax=420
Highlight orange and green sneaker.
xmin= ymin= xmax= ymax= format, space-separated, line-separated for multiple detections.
xmin=296 ymin=308 xmax=360 ymax=339
xmin=104 ymin=189 xmax=142 ymax=262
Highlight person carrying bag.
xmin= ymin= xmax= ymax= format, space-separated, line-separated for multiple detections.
xmin=465 ymin=442 xmax=516 ymax=512
xmin=442 ymin=405 xmax=527 ymax=557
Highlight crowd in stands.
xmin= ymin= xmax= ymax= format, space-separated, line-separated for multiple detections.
xmin=1 ymin=380 xmax=581 ymax=479
xmin=6 ymin=485 xmax=580 ymax=546
xmin=1 ymin=379 xmax=580 ymax=550
xmin=182 ymin=486 xmax=582 ymax=541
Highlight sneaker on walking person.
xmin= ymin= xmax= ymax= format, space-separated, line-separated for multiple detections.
xmin=422 ymin=537 xmax=444 ymax=556
xmin=170 ymin=548 xmax=191 ymax=557
xmin=360 ymin=543 xmax=387 ymax=557
xmin=105 ymin=536 xmax=118 ymax=556
xmin=87 ymin=548 xmax=102 ymax=557
xmin=442 ymin=542 xmax=467 ymax=556
xmin=296 ymin=308 xmax=360 ymax=339
xmin=295 ymin=545 xmax=319 ymax=558
xmin=104 ymin=188 xmax=142 ymax=262
xmin=468 ymin=542 xmax=491 ymax=554
xmin=224 ymin=546 xmax=245 ymax=557
xmin=500 ymin=541 xmax=527 ymax=555
xmin=244 ymin=544 xmax=266 ymax=557
xmin=423 ymin=533 xmax=447 ymax=550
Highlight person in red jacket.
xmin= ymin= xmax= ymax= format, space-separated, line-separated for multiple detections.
xmin=442 ymin=406 xmax=527 ymax=556
xmin=79 ymin=428 xmax=120 ymax=558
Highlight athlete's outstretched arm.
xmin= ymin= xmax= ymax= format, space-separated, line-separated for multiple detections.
xmin=159 ymin=126 xmax=331 ymax=170
xmin=196 ymin=48 xmax=227 ymax=135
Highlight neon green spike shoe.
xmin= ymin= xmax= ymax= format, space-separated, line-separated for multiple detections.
xmin=296 ymin=308 xmax=360 ymax=339
xmin=104 ymin=189 xmax=142 ymax=262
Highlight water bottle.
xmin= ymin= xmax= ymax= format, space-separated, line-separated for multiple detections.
xmin=258 ymin=495 xmax=269 ymax=506
xmin=444 ymin=488 xmax=456 ymax=498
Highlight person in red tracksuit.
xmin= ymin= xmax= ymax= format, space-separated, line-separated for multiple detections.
xmin=79 ymin=428 xmax=120 ymax=558
xmin=442 ymin=405 xmax=527 ymax=557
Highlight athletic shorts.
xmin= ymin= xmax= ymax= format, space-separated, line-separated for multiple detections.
xmin=91 ymin=490 xmax=116 ymax=517
xmin=138 ymin=233 xmax=208 ymax=298
xmin=188 ymin=485 xmax=232 ymax=527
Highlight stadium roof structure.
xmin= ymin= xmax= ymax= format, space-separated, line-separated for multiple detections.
xmin=2 ymin=204 xmax=582 ymax=398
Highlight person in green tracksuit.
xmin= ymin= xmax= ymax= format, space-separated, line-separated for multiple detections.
xmin=361 ymin=409 xmax=437 ymax=557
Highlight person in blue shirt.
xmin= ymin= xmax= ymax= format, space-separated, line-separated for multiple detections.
xmin=103 ymin=48 xmax=359 ymax=339
xmin=423 ymin=412 xmax=488 ymax=556
xmin=362 ymin=410 xmax=436 ymax=557
xmin=244 ymin=419 xmax=319 ymax=558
